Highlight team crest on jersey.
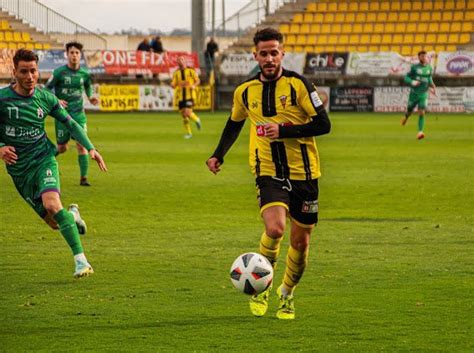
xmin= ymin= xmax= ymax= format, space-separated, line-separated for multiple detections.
xmin=46 ymin=169 xmax=52 ymax=177
xmin=65 ymin=77 xmax=71 ymax=84
xmin=279 ymin=95 xmax=287 ymax=109
xmin=37 ymin=108 xmax=44 ymax=120
xmin=417 ymin=69 xmax=423 ymax=75
xmin=80 ymin=78 xmax=84 ymax=85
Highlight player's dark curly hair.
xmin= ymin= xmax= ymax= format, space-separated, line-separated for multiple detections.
xmin=418 ymin=50 xmax=427 ymax=56
xmin=66 ymin=41 xmax=83 ymax=52
xmin=253 ymin=27 xmax=283 ymax=46
xmin=13 ymin=49 xmax=39 ymax=68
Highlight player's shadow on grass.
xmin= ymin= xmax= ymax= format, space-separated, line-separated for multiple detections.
xmin=325 ymin=217 xmax=422 ymax=223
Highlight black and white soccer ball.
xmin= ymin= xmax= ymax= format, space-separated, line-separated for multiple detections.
xmin=229 ymin=252 xmax=273 ymax=295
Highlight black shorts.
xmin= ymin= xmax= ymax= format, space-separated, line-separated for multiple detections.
xmin=178 ymin=99 xmax=194 ymax=110
xmin=256 ymin=176 xmax=319 ymax=227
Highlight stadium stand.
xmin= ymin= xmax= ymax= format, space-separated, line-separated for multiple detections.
xmin=0 ymin=10 xmax=60 ymax=50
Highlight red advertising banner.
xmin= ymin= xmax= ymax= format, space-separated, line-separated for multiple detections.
xmin=99 ymin=50 xmax=199 ymax=75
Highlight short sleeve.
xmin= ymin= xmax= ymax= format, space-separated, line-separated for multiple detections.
xmin=230 ymin=84 xmax=248 ymax=122
xmin=297 ymin=77 xmax=322 ymax=117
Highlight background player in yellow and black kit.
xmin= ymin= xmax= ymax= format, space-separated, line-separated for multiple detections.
xmin=171 ymin=56 xmax=202 ymax=139
xmin=207 ymin=28 xmax=330 ymax=320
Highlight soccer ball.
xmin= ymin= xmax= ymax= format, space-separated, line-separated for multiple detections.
xmin=229 ymin=252 xmax=273 ymax=295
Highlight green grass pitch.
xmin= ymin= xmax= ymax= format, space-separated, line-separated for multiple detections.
xmin=0 ymin=111 xmax=472 ymax=352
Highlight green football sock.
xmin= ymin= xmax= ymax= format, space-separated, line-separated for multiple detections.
xmin=418 ymin=115 xmax=425 ymax=132
xmin=78 ymin=154 xmax=89 ymax=178
xmin=53 ymin=209 xmax=84 ymax=255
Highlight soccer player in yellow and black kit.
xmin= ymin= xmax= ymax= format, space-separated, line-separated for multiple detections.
xmin=207 ymin=28 xmax=330 ymax=320
xmin=171 ymin=56 xmax=202 ymax=139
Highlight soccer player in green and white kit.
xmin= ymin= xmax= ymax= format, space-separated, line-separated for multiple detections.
xmin=0 ymin=49 xmax=107 ymax=278
xmin=401 ymin=51 xmax=436 ymax=140
xmin=45 ymin=41 xmax=99 ymax=186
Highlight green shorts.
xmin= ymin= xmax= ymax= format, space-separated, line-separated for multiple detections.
xmin=55 ymin=111 xmax=87 ymax=145
xmin=11 ymin=156 xmax=61 ymax=218
xmin=407 ymin=92 xmax=429 ymax=111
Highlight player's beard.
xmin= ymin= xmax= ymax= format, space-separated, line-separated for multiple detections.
xmin=260 ymin=63 xmax=281 ymax=81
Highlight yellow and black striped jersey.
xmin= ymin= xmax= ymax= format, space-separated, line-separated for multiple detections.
xmin=230 ymin=69 xmax=325 ymax=180
xmin=172 ymin=67 xmax=199 ymax=102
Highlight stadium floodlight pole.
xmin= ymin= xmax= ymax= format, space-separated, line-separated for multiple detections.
xmin=191 ymin=0 xmax=206 ymax=66
xmin=212 ymin=0 xmax=216 ymax=38
xmin=222 ymin=0 xmax=226 ymax=36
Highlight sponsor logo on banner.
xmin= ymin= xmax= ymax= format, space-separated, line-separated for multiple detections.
xmin=304 ymin=53 xmax=348 ymax=74
xmin=99 ymin=85 xmax=140 ymax=111
xmin=447 ymin=55 xmax=472 ymax=75
xmin=436 ymin=51 xmax=474 ymax=77
xmin=172 ymin=85 xmax=212 ymax=111
xmin=330 ymin=87 xmax=373 ymax=112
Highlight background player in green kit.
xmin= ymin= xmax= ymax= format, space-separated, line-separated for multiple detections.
xmin=0 ymin=49 xmax=107 ymax=278
xmin=45 ymin=41 xmax=99 ymax=186
xmin=401 ymin=51 xmax=437 ymax=140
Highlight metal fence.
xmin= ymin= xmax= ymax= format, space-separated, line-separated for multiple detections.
xmin=0 ymin=0 xmax=107 ymax=49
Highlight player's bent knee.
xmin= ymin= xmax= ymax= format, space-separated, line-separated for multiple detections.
xmin=266 ymin=223 xmax=285 ymax=238
xmin=57 ymin=144 xmax=68 ymax=154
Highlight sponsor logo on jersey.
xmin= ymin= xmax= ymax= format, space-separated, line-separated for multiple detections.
xmin=65 ymin=77 xmax=72 ymax=85
xmin=37 ymin=108 xmax=44 ymax=120
xmin=5 ymin=125 xmax=15 ymax=136
xmin=251 ymin=101 xmax=258 ymax=109
xmin=417 ymin=69 xmax=423 ymax=75
xmin=302 ymin=200 xmax=318 ymax=213
xmin=310 ymin=91 xmax=323 ymax=107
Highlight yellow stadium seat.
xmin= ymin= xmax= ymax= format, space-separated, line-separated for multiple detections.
xmin=371 ymin=34 xmax=382 ymax=44
xmin=380 ymin=45 xmax=390 ymax=52
xmin=335 ymin=13 xmax=344 ymax=23
xmin=466 ymin=11 xmax=474 ymax=20
xmin=382 ymin=34 xmax=392 ymax=44
xmin=294 ymin=45 xmax=304 ymax=52
xmin=0 ymin=41 xmax=10 ymax=49
xmin=285 ymin=45 xmax=294 ymax=52
xmin=404 ymin=34 xmax=414 ymax=44
xmin=321 ymin=24 xmax=331 ymax=34
xmin=418 ymin=23 xmax=428 ymax=33
xmin=433 ymin=1 xmax=444 ymax=10
xmin=317 ymin=35 xmax=328 ymax=45
xmin=442 ymin=11 xmax=453 ymax=21
xmin=401 ymin=2 xmax=411 ymax=11
xmin=353 ymin=23 xmax=363 ymax=33
xmin=420 ymin=12 xmax=431 ymax=21
xmin=369 ymin=45 xmax=379 ymax=52
xmin=409 ymin=12 xmax=420 ymax=22
xmin=303 ymin=13 xmax=313 ymax=23
xmin=366 ymin=12 xmax=376 ymax=22
xmin=310 ymin=24 xmax=321 ymax=33
xmin=355 ymin=13 xmax=366 ymax=22
xmin=364 ymin=23 xmax=374 ymax=33
xmin=347 ymin=45 xmax=357 ymax=52
xmin=303 ymin=45 xmax=313 ymax=53
xmin=332 ymin=24 xmax=342 ymax=33
xmin=286 ymin=34 xmax=296 ymax=44
xmin=430 ymin=23 xmax=440 ymax=32
xmin=415 ymin=34 xmax=426 ymax=43
xmin=325 ymin=45 xmax=336 ymax=52
xmin=345 ymin=13 xmax=355 ymax=23
xmin=393 ymin=34 xmax=403 ymax=44
xmin=326 ymin=13 xmax=335 ymax=23
xmin=455 ymin=0 xmax=466 ymax=9
xmin=328 ymin=3 xmax=337 ymax=12
xmin=379 ymin=13 xmax=388 ymax=22
xmin=357 ymin=45 xmax=368 ymax=52
xmin=22 ymin=32 xmax=32 ymax=42
xmin=25 ymin=43 xmax=34 ymax=50
xmin=314 ymin=13 xmax=324 ymax=23
xmin=300 ymin=24 xmax=310 ymax=34
xmin=424 ymin=45 xmax=435 ymax=52
xmin=462 ymin=22 xmax=472 ymax=32
xmin=13 ymin=32 xmax=24 ymax=42
xmin=296 ymin=35 xmax=307 ymax=45
xmin=328 ymin=34 xmax=338 ymax=44
xmin=395 ymin=23 xmax=406 ymax=33
xmin=440 ymin=22 xmax=450 ymax=32
xmin=431 ymin=12 xmax=442 ymax=21
xmin=348 ymin=2 xmax=358 ymax=11
xmin=446 ymin=45 xmax=457 ymax=51
xmin=387 ymin=13 xmax=398 ymax=22
xmin=401 ymin=46 xmax=412 ymax=56
xmin=359 ymin=2 xmax=369 ymax=11
xmin=437 ymin=34 xmax=448 ymax=43
xmin=280 ymin=24 xmax=290 ymax=34
xmin=391 ymin=45 xmax=401 ymax=53
xmin=307 ymin=35 xmax=317 ymax=45
xmin=339 ymin=3 xmax=348 ymax=12
xmin=445 ymin=1 xmax=455 ymax=9
xmin=413 ymin=45 xmax=423 ymax=54
xmin=0 ymin=20 xmax=9 ymax=30
xmin=450 ymin=22 xmax=461 ymax=32
xmin=399 ymin=12 xmax=409 ymax=21
xmin=385 ymin=23 xmax=395 ymax=33
xmin=422 ymin=1 xmax=433 ymax=10
xmin=5 ymin=31 xmax=13 ymax=42
xmin=334 ymin=45 xmax=345 ymax=52
xmin=306 ymin=3 xmax=316 ymax=12
xmin=413 ymin=1 xmax=423 ymax=10
xmin=369 ymin=2 xmax=379 ymax=11
xmin=391 ymin=1 xmax=401 ymax=11
xmin=448 ymin=34 xmax=459 ymax=43
xmin=374 ymin=23 xmax=385 ymax=33
xmin=342 ymin=23 xmax=352 ymax=33
xmin=316 ymin=2 xmax=327 ymax=12
xmin=314 ymin=46 xmax=324 ymax=52
xmin=8 ymin=42 xmax=17 ymax=49
xmin=293 ymin=13 xmax=303 ymax=23
xmin=360 ymin=34 xmax=370 ymax=45
xmin=349 ymin=34 xmax=360 ymax=44
xmin=339 ymin=34 xmax=349 ymax=44
xmin=0 ymin=32 xmax=4 ymax=41
xmin=290 ymin=24 xmax=300 ymax=33
xmin=460 ymin=33 xmax=470 ymax=43
xmin=380 ymin=2 xmax=390 ymax=11
xmin=407 ymin=23 xmax=417 ymax=32
xmin=468 ymin=0 xmax=474 ymax=9
xmin=453 ymin=11 xmax=464 ymax=21
xmin=435 ymin=45 xmax=446 ymax=52
xmin=17 ymin=42 xmax=26 ymax=49
xmin=426 ymin=34 xmax=437 ymax=44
